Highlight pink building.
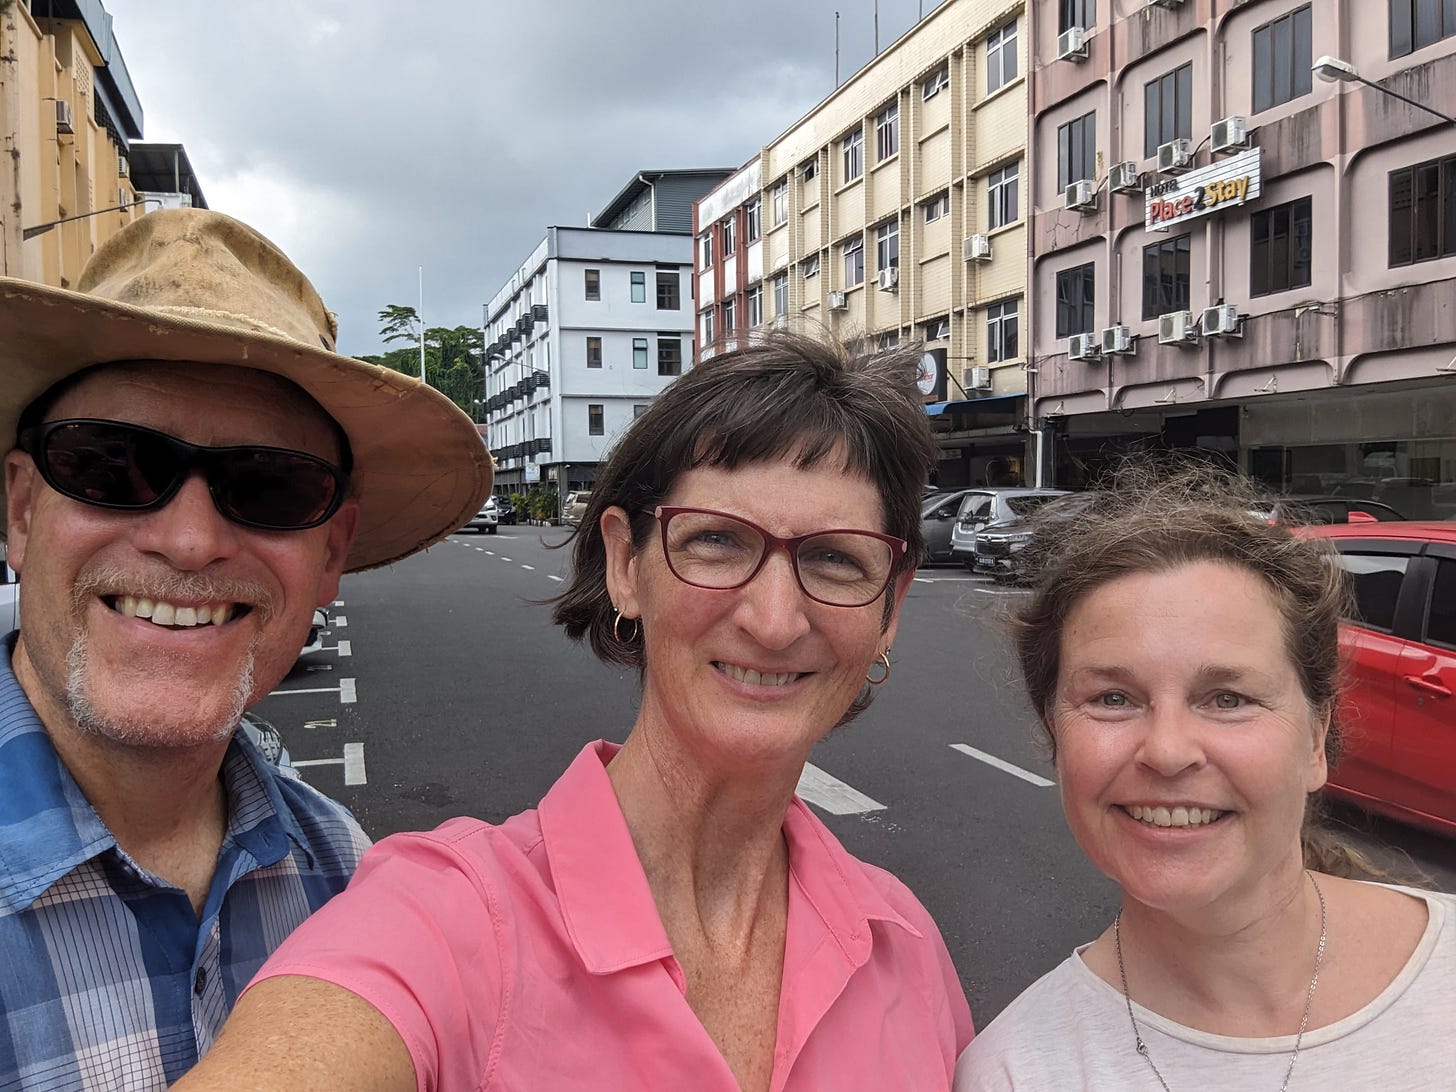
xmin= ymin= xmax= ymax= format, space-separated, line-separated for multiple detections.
xmin=1027 ymin=0 xmax=1456 ymax=514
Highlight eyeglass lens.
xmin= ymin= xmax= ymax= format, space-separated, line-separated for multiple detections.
xmin=660 ymin=508 xmax=895 ymax=607
xmin=30 ymin=419 xmax=343 ymax=531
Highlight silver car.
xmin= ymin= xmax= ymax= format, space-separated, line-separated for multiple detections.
xmin=947 ymin=488 xmax=1069 ymax=570
xmin=920 ymin=489 xmax=976 ymax=564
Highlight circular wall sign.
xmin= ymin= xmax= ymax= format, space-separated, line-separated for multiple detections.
xmin=916 ymin=351 xmax=941 ymax=397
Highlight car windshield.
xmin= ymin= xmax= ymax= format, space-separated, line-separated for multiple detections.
xmin=1005 ymin=494 xmax=1065 ymax=517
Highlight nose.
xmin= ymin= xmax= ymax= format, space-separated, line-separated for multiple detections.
xmin=734 ymin=545 xmax=813 ymax=650
xmin=1134 ymin=702 xmax=1207 ymax=778
xmin=129 ymin=472 xmax=242 ymax=571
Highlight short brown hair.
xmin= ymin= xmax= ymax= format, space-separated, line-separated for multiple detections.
xmin=552 ymin=330 xmax=936 ymax=679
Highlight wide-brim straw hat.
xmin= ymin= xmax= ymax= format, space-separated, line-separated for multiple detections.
xmin=0 ymin=208 xmax=491 ymax=572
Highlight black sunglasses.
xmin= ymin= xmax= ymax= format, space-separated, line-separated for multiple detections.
xmin=18 ymin=418 xmax=348 ymax=531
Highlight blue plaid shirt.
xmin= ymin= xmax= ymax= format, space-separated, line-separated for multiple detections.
xmin=0 ymin=637 xmax=370 ymax=1090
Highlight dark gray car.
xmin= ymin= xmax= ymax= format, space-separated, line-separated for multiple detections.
xmin=948 ymin=488 xmax=1070 ymax=570
xmin=919 ymin=489 xmax=976 ymax=564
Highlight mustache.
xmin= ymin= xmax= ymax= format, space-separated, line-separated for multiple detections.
xmin=72 ymin=565 xmax=276 ymax=623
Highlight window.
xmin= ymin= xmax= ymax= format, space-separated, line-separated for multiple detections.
xmin=1390 ymin=0 xmax=1456 ymax=58
xmin=656 ymin=269 xmax=680 ymax=310
xmin=987 ymin=20 xmax=1018 ymax=93
xmin=721 ymin=216 xmax=736 ymax=257
xmin=1429 ymin=558 xmax=1456 ymax=647
xmin=802 ymin=254 xmax=820 ymax=278
xmin=843 ymin=127 xmax=864 ymax=182
xmin=634 ymin=404 xmax=649 ymax=419
xmin=876 ymin=221 xmax=899 ymax=272
xmin=633 ymin=337 xmax=649 ymax=369
xmin=924 ymin=191 xmax=950 ymax=223
xmin=772 ymin=178 xmax=788 ymax=225
xmin=987 ymin=299 xmax=1020 ymax=362
xmin=658 ymin=336 xmax=683 ymax=376
xmin=1389 ymin=153 xmax=1456 ymax=266
xmin=722 ymin=297 xmax=737 ymax=334
xmin=925 ymin=316 xmax=950 ymax=341
xmin=876 ymin=103 xmax=899 ymax=162
xmin=987 ymin=162 xmax=1020 ymax=230
xmin=1055 ymin=263 xmax=1096 ymax=337
xmin=1335 ymin=553 xmax=1409 ymax=631
xmin=699 ymin=233 xmax=713 ymax=268
xmin=1144 ymin=62 xmax=1193 ymax=157
xmin=701 ymin=309 xmax=714 ymax=346
xmin=1251 ymin=197 xmax=1313 ymax=295
xmin=745 ymin=199 xmax=761 ymax=242
xmin=1059 ymin=0 xmax=1094 ymax=33
xmin=588 ymin=404 xmax=604 ymax=436
xmin=746 ymin=284 xmax=763 ymax=327
xmin=1057 ymin=112 xmax=1097 ymax=192
xmin=586 ymin=336 xmax=602 ymax=368
xmin=1141 ymin=234 xmax=1191 ymax=320
xmin=922 ymin=64 xmax=949 ymax=100
xmin=843 ymin=236 xmax=864 ymax=287
xmin=584 ymin=268 xmax=601 ymax=301
xmin=773 ymin=272 xmax=789 ymax=315
xmin=800 ymin=157 xmax=819 ymax=182
xmin=630 ymin=271 xmax=646 ymax=303
xmin=1252 ymin=5 xmax=1312 ymax=114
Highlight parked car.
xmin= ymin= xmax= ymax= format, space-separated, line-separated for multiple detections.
xmin=919 ymin=489 xmax=976 ymax=564
xmin=463 ymin=496 xmax=500 ymax=534
xmin=563 ymin=491 xmax=592 ymax=527
xmin=494 ymin=494 xmax=517 ymax=525
xmin=972 ymin=491 xmax=1102 ymax=582
xmin=1302 ymin=521 xmax=1456 ymax=837
xmin=1262 ymin=495 xmax=1406 ymax=525
xmin=299 ymin=607 xmax=329 ymax=658
xmin=948 ymin=488 xmax=1070 ymax=570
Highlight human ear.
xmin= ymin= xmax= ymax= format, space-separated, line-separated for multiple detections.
xmin=4 ymin=451 xmax=38 ymax=573
xmin=314 ymin=498 xmax=360 ymax=606
xmin=1305 ymin=704 xmax=1331 ymax=793
xmin=601 ymin=506 xmax=640 ymax=618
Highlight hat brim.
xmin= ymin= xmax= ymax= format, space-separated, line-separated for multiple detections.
xmin=1 ymin=278 xmax=492 ymax=572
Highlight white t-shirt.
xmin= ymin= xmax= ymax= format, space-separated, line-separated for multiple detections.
xmin=955 ymin=885 xmax=1456 ymax=1091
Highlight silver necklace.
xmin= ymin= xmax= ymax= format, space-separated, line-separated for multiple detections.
xmin=1113 ymin=871 xmax=1327 ymax=1092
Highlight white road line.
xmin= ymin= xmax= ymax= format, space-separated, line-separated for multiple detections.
xmin=547 ymin=575 xmax=563 ymax=582
xmin=335 ymin=640 xmax=352 ymax=657
xmin=269 ymin=685 xmax=344 ymax=697
xmin=333 ymin=600 xmax=345 ymax=607
xmin=302 ymin=718 xmax=337 ymax=729
xmin=499 ymin=556 xmax=513 ymax=562
xmin=951 ymin=743 xmax=1055 ymax=787
xmin=796 ymin=762 xmax=886 ymax=815
xmin=521 ymin=564 xmax=535 ymax=570
xmin=333 ymin=615 xmax=348 ymax=627
xmin=485 ymin=551 xmax=495 ymax=556
xmin=475 ymin=547 xmax=486 ymax=552
xmin=343 ymin=742 xmax=367 ymax=785
xmin=339 ymin=677 xmax=357 ymax=704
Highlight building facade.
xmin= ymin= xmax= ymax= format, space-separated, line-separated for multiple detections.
xmin=1027 ymin=0 xmax=1456 ymax=513
xmin=694 ymin=0 xmax=1031 ymax=488
xmin=483 ymin=171 xmax=731 ymax=501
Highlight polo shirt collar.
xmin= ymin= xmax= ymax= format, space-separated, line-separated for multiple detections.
xmin=537 ymin=740 xmax=921 ymax=977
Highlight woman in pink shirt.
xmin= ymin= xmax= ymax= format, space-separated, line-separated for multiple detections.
xmin=178 ymin=332 xmax=974 ymax=1092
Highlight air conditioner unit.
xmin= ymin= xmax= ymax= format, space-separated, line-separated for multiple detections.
xmin=1067 ymin=333 xmax=1101 ymax=361
xmin=1158 ymin=310 xmax=1199 ymax=345
xmin=1101 ymin=325 xmax=1135 ymax=356
xmin=1063 ymin=179 xmax=1097 ymax=212
xmin=827 ymin=291 xmax=848 ymax=311
xmin=1202 ymin=303 xmax=1243 ymax=337
xmin=964 ymin=365 xmax=992 ymax=390
xmin=876 ymin=267 xmax=899 ymax=291
xmin=1108 ymin=162 xmax=1143 ymax=194
xmin=117 ymin=155 xmax=130 ymax=179
xmin=54 ymin=99 xmax=74 ymax=134
xmin=1157 ymin=138 xmax=1194 ymax=174
xmin=1057 ymin=26 xmax=1089 ymax=62
xmin=963 ymin=233 xmax=992 ymax=261
xmin=1210 ymin=115 xmax=1249 ymax=155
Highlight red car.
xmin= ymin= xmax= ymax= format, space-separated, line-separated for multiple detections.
xmin=1303 ymin=522 xmax=1456 ymax=837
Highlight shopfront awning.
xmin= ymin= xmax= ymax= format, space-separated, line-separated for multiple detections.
xmin=924 ymin=394 xmax=1023 ymax=416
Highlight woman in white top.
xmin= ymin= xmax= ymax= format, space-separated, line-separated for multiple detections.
xmin=955 ymin=467 xmax=1455 ymax=1091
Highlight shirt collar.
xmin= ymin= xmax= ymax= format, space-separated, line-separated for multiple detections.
xmin=0 ymin=633 xmax=303 ymax=911
xmin=536 ymin=740 xmax=921 ymax=977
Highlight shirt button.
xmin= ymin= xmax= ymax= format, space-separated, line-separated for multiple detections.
xmin=194 ymin=968 xmax=207 ymax=996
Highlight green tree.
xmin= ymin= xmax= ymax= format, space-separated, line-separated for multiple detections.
xmin=362 ymin=305 xmax=484 ymax=420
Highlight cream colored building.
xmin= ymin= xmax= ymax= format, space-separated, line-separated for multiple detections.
xmin=696 ymin=0 xmax=1032 ymax=486
xmin=0 ymin=1 xmax=198 ymax=288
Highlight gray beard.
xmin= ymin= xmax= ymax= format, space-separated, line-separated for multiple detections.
xmin=64 ymin=631 xmax=255 ymax=747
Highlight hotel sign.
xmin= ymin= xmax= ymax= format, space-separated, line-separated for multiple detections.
xmin=1144 ymin=146 xmax=1262 ymax=232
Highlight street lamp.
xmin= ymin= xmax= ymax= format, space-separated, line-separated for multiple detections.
xmin=22 ymin=197 xmax=158 ymax=241
xmin=1313 ymin=54 xmax=1456 ymax=126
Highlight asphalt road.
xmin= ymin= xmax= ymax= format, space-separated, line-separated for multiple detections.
xmin=253 ymin=523 xmax=1456 ymax=1025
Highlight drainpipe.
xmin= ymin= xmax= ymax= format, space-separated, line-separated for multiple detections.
xmin=1 ymin=2 xmax=24 ymax=274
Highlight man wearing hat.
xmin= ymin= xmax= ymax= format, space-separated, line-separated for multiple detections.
xmin=0 ymin=209 xmax=491 ymax=1089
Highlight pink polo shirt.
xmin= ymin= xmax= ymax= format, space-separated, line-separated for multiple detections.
xmin=251 ymin=741 xmax=974 ymax=1090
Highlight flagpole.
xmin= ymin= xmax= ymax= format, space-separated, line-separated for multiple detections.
xmin=418 ymin=265 xmax=428 ymax=386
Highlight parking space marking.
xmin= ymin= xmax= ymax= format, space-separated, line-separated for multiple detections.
xmin=340 ymin=678 xmax=357 ymax=704
xmin=334 ymin=640 xmax=351 ymax=657
xmin=796 ymin=763 xmax=886 ymax=815
xmin=294 ymin=742 xmax=368 ymax=786
xmin=333 ymin=600 xmax=345 ymax=607
xmin=333 ymin=615 xmax=348 ymax=627
xmin=951 ymin=743 xmax=1055 ymax=787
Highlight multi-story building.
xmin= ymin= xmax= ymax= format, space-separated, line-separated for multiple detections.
xmin=694 ymin=0 xmax=1031 ymax=488
xmin=0 ymin=1 xmax=199 ymax=286
xmin=483 ymin=169 xmax=731 ymax=501
xmin=1026 ymin=0 xmax=1456 ymax=512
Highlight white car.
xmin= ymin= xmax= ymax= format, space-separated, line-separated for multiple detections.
xmin=463 ymin=497 xmax=500 ymax=534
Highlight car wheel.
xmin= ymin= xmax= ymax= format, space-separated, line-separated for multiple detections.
xmin=487 ymin=525 xmax=497 ymax=534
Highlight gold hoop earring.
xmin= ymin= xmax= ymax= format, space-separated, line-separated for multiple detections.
xmin=866 ymin=651 xmax=891 ymax=686
xmin=613 ymin=608 xmax=640 ymax=644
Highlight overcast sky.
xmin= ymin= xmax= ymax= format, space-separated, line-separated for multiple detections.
xmin=102 ymin=0 xmax=947 ymax=357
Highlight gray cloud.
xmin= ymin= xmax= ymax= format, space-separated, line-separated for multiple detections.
xmin=104 ymin=0 xmax=945 ymax=355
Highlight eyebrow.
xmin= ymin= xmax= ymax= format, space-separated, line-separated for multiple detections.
xmin=1065 ymin=663 xmax=1278 ymax=689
